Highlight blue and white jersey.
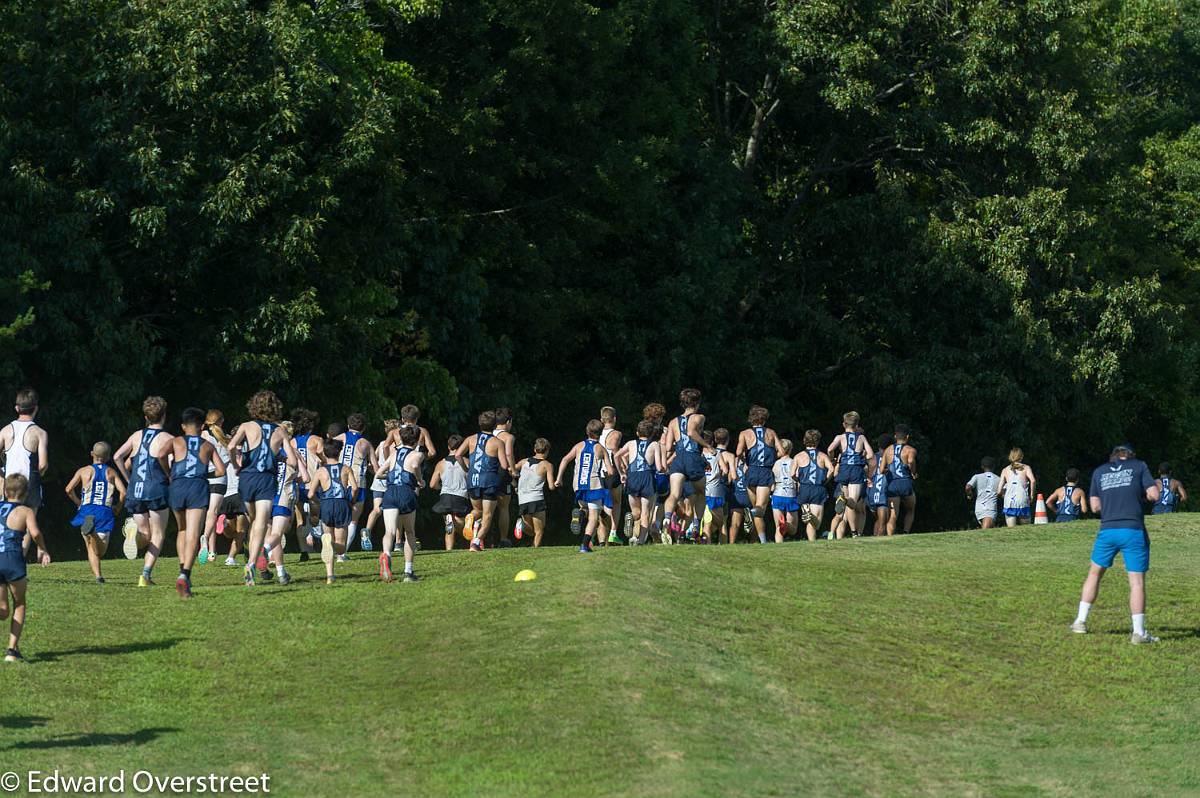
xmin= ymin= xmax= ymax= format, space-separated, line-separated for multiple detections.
xmin=388 ymin=446 xmax=417 ymax=488
xmin=317 ymin=463 xmax=348 ymax=501
xmin=772 ymin=457 xmax=797 ymax=498
xmin=171 ymin=435 xmax=205 ymax=480
xmin=840 ymin=432 xmax=866 ymax=467
xmin=629 ymin=440 xmax=655 ymax=475
xmin=1058 ymin=485 xmax=1081 ymax=519
xmin=675 ymin=415 xmax=699 ymax=455
xmin=81 ymin=464 xmax=113 ymax=507
xmin=747 ymin=427 xmax=776 ymax=468
xmin=732 ymin=461 xmax=749 ymax=495
xmin=704 ymin=449 xmax=726 ymax=498
xmin=246 ymin=422 xmax=279 ymax=474
xmin=294 ymin=433 xmax=311 ymax=470
xmin=469 ymin=432 xmax=498 ymax=488
xmin=0 ymin=501 xmax=17 ymax=553
xmin=129 ymin=428 xmax=167 ymax=500
xmin=869 ymin=468 xmax=889 ymax=501
xmin=799 ymin=448 xmax=827 ymax=486
xmin=574 ymin=440 xmax=603 ymax=492
xmin=1157 ymin=477 xmax=1177 ymax=509
xmin=274 ymin=456 xmax=296 ymax=507
xmin=888 ymin=444 xmax=911 ymax=479
xmin=340 ymin=430 xmax=369 ymax=485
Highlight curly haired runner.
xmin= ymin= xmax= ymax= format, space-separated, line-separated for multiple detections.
xmin=113 ymin=396 xmax=175 ymax=587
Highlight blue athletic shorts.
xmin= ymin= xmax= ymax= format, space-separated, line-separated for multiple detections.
xmin=381 ymin=484 xmax=418 ymax=514
xmin=1091 ymin=527 xmax=1149 ymax=573
xmin=239 ymin=471 xmax=276 ymax=503
xmin=0 ymin=549 xmax=26 ymax=584
xmin=575 ymin=488 xmax=608 ymax=508
xmin=745 ymin=465 xmax=774 ymax=489
xmin=729 ymin=490 xmax=752 ymax=510
xmin=319 ymin=498 xmax=351 ymax=528
xmin=670 ymin=451 xmax=706 ymax=482
xmin=705 ymin=496 xmax=726 ymax=510
xmin=835 ymin=464 xmax=866 ymax=485
xmin=799 ymin=484 xmax=828 ymax=506
xmin=1004 ymin=506 xmax=1030 ymax=517
xmin=71 ymin=505 xmax=116 ymax=534
xmin=271 ymin=504 xmax=292 ymax=518
xmin=169 ymin=477 xmax=209 ymax=511
xmin=626 ymin=471 xmax=656 ymax=499
xmin=771 ymin=496 xmax=800 ymax=513
xmin=886 ymin=477 xmax=914 ymax=498
xmin=125 ymin=495 xmax=168 ymax=515
xmin=1151 ymin=504 xmax=1175 ymax=514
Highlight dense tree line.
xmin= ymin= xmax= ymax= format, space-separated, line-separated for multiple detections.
xmin=2 ymin=0 xmax=1198 ymax=545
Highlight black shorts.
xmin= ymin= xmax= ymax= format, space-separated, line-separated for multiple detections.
xmin=468 ymin=486 xmax=498 ymax=501
xmin=126 ymin=495 xmax=168 ymax=515
xmin=432 ymin=494 xmax=471 ymax=516
xmin=519 ymin=500 xmax=547 ymax=516
xmin=219 ymin=494 xmax=247 ymax=518
xmin=602 ymin=474 xmax=621 ymax=490
xmin=208 ymin=481 xmax=227 ymax=495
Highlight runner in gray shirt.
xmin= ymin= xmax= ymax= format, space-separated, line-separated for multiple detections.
xmin=965 ymin=457 xmax=1001 ymax=529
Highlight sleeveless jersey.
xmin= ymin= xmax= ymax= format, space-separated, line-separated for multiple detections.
xmin=171 ymin=435 xmax=205 ymax=480
xmin=440 ymin=457 xmax=468 ymax=498
xmin=317 ymin=463 xmax=348 ymax=501
xmin=675 ymin=415 xmax=699 ymax=454
xmin=747 ymin=427 xmax=776 ymax=468
xmin=1058 ymin=485 xmax=1081 ymax=519
xmin=246 ymin=422 xmax=279 ymax=474
xmin=0 ymin=501 xmax=18 ymax=553
xmin=203 ymin=432 xmax=230 ymax=485
xmin=469 ymin=432 xmax=499 ymax=488
xmin=340 ymin=430 xmax=369 ymax=485
xmin=3 ymin=419 xmax=39 ymax=478
xmin=1004 ymin=467 xmax=1030 ymax=508
xmin=598 ymin=427 xmax=617 ymax=477
xmin=629 ymin=440 xmax=655 ymax=474
xmin=704 ymin=449 xmax=727 ymax=498
xmin=772 ymin=457 xmax=797 ymax=498
xmin=129 ymin=428 xmax=167 ymax=500
xmin=1157 ymin=477 xmax=1177 ymax=509
xmin=888 ymin=444 xmax=911 ymax=479
xmin=799 ymin=448 xmax=827 ymax=486
xmin=840 ymin=432 xmax=866 ymax=467
xmin=517 ymin=457 xmax=547 ymax=504
xmin=274 ymin=456 xmax=296 ymax=507
xmin=574 ymin=440 xmax=603 ymax=492
xmin=295 ymin=433 xmax=311 ymax=470
xmin=388 ymin=446 xmax=417 ymax=488
xmin=81 ymin=463 xmax=112 ymax=507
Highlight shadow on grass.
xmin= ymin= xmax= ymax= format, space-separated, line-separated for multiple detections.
xmin=6 ymin=727 xmax=178 ymax=750
xmin=32 ymin=637 xmax=187 ymax=663
xmin=0 ymin=716 xmax=49 ymax=729
xmin=1102 ymin=627 xmax=1199 ymax=640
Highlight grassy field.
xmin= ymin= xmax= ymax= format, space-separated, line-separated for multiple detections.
xmin=0 ymin=517 xmax=1197 ymax=797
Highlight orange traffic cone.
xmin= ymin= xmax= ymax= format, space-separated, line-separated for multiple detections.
xmin=1033 ymin=494 xmax=1049 ymax=525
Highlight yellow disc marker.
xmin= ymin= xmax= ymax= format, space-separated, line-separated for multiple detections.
xmin=514 ymin=569 xmax=537 ymax=582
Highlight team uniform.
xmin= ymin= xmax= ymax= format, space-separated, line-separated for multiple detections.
xmin=341 ymin=430 xmax=371 ymax=504
xmin=745 ymin=427 xmax=776 ymax=489
xmin=517 ymin=457 xmax=549 ymax=516
xmin=626 ymin=441 xmax=657 ymax=500
xmin=1003 ymin=469 xmax=1031 ymax=518
xmin=729 ymin=461 xmax=752 ymax=511
xmin=1089 ymin=457 xmax=1154 ymax=573
xmin=317 ymin=463 xmax=352 ymax=527
xmin=271 ymin=455 xmax=298 ymax=519
xmin=597 ymin=427 xmax=619 ymax=506
xmin=294 ymin=432 xmax=313 ymax=504
xmin=368 ymin=441 xmax=388 ymax=507
xmin=126 ymin=428 xmax=169 ymax=514
xmin=432 ymin=457 xmax=471 ymax=516
xmin=669 ymin=415 xmax=705 ymax=482
xmin=885 ymin=444 xmax=915 ymax=497
xmin=1055 ymin=485 xmax=1082 ymax=522
xmin=3 ymin=419 xmax=43 ymax=508
xmin=1151 ymin=477 xmax=1177 ymax=514
xmin=798 ymin=448 xmax=829 ymax=507
xmin=867 ymin=465 xmax=889 ymax=511
xmin=204 ymin=432 xmax=231 ymax=499
xmin=703 ymin=449 xmax=727 ymax=511
xmin=468 ymin=432 xmax=501 ymax=500
xmin=239 ymin=422 xmax=279 ymax=503
xmin=0 ymin=502 xmax=26 ymax=585
xmin=382 ymin=446 xmax=419 ymax=514
xmin=219 ymin=460 xmax=246 ymax=518
xmin=169 ymin=435 xmax=210 ymax=511
xmin=70 ymin=464 xmax=117 ymax=538
xmin=573 ymin=439 xmax=607 ymax=509
xmin=966 ymin=471 xmax=1000 ymax=523
xmin=770 ymin=457 xmax=799 ymax=514
xmin=836 ymin=431 xmax=867 ymax=486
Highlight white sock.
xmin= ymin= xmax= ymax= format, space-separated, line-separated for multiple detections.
xmin=346 ymin=523 xmax=358 ymax=548
xmin=404 ymin=561 xmax=414 ymax=574
xmin=1075 ymin=601 xmax=1092 ymax=624
xmin=1132 ymin=613 xmax=1146 ymax=636
xmin=276 ymin=564 xmax=286 ymax=577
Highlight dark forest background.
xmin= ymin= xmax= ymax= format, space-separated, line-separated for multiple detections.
xmin=2 ymin=0 xmax=1199 ymax=552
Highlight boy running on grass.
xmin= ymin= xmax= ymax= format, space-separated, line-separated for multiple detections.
xmin=376 ymin=425 xmax=424 ymax=583
xmin=965 ymin=457 xmax=1000 ymax=529
xmin=770 ymin=439 xmax=798 ymax=542
xmin=430 ymin=434 xmax=470 ymax=550
xmin=228 ymin=390 xmax=292 ymax=587
xmin=1048 ymin=469 xmax=1087 ymax=523
xmin=0 ymin=388 xmax=48 ymax=556
xmin=455 ymin=411 xmax=510 ymax=551
xmin=337 ymin=413 xmax=378 ymax=553
xmin=737 ymin=405 xmax=785 ymax=547
xmin=515 ymin=438 xmax=557 ymax=548
xmin=493 ymin=408 xmax=518 ymax=547
xmin=262 ymin=421 xmax=310 ymax=585
xmin=167 ymin=407 xmax=226 ymax=598
xmin=312 ymin=438 xmax=356 ymax=583
xmin=866 ymin=435 xmax=892 ymax=536
xmin=65 ymin=442 xmax=125 ymax=583
xmin=701 ymin=429 xmax=735 ymax=545
xmin=114 ymin=396 xmax=175 ymax=587
xmin=662 ymin=389 xmax=707 ymax=538
xmin=616 ymin=420 xmax=664 ymax=546
xmin=827 ymin=412 xmax=874 ymax=538
xmin=794 ymin=431 xmax=832 ymax=542
xmin=0 ymin=475 xmax=50 ymax=662
xmin=556 ymin=420 xmax=615 ymax=553
xmin=598 ymin=406 xmax=624 ymax=545
xmin=1071 ymin=443 xmax=1160 ymax=643
xmin=1151 ymin=463 xmax=1187 ymax=514
xmin=364 ymin=418 xmax=400 ymax=555
xmin=882 ymin=424 xmax=917 ymax=535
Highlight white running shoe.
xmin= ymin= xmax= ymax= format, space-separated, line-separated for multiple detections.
xmin=1130 ymin=632 xmax=1159 ymax=645
xmin=1069 ymin=621 xmax=1087 ymax=634
xmin=121 ymin=517 xmax=139 ymax=560
xmin=223 ymin=556 xmax=237 ymax=567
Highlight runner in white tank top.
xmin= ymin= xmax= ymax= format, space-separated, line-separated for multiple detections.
xmin=0 ymin=388 xmax=48 ymax=525
xmin=597 ymin=407 xmax=624 ymax=544
xmin=431 ymin=434 xmax=472 ymax=550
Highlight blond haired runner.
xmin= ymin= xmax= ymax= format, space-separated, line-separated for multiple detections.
xmin=998 ymin=448 xmax=1036 ymax=527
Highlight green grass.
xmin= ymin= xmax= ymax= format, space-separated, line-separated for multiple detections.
xmin=1 ymin=517 xmax=1198 ymax=797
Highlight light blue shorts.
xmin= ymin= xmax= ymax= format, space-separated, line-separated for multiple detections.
xmin=1091 ymin=527 xmax=1149 ymax=573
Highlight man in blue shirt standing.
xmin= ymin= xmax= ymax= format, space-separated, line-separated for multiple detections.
xmin=1071 ymin=444 xmax=1160 ymax=643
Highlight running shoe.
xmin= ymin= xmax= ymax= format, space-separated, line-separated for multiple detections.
xmin=742 ymin=514 xmax=752 ymax=537
xmin=198 ymin=543 xmax=209 ymax=565
xmin=570 ymin=508 xmax=582 ymax=535
xmin=1069 ymin=621 xmax=1087 ymax=634
xmin=223 ymin=556 xmax=237 ymax=567
xmin=95 ymin=577 xmax=105 ymax=584
xmin=660 ymin=526 xmax=673 ymax=546
xmin=216 ymin=513 xmax=227 ymax=536
xmin=579 ymin=543 xmax=592 ymax=553
xmin=137 ymin=574 xmax=153 ymax=588
xmin=4 ymin=648 xmax=23 ymax=663
xmin=80 ymin=514 xmax=95 ymax=537
xmin=278 ymin=571 xmax=291 ymax=586
xmin=776 ymin=514 xmax=788 ymax=538
xmin=326 ymin=576 xmax=336 ymax=585
xmin=1130 ymin=632 xmax=1159 ymax=645
xmin=834 ymin=495 xmax=847 ymax=515
xmin=122 ymin=517 xmax=139 ymax=560
xmin=361 ymin=533 xmax=373 ymax=552
xmin=255 ymin=552 xmax=269 ymax=573
xmin=299 ymin=551 xmax=310 ymax=563
xmin=469 ymin=540 xmax=483 ymax=552
xmin=244 ymin=566 xmax=255 ymax=587
xmin=379 ymin=553 xmax=394 ymax=582
xmin=403 ymin=572 xmax=419 ymax=583
xmin=175 ymin=576 xmax=191 ymax=599
xmin=624 ymin=514 xmax=634 ymax=537
xmin=800 ymin=506 xmax=813 ymax=525
xmin=444 ymin=514 xmax=455 ymax=535
xmin=336 ymin=554 xmax=350 ymax=563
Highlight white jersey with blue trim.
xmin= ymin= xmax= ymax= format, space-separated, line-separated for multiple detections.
xmin=274 ymin=457 xmax=296 ymax=508
xmin=772 ymin=457 xmax=797 ymax=498
xmin=574 ymin=440 xmax=603 ymax=492
xmin=704 ymin=449 xmax=726 ymax=497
